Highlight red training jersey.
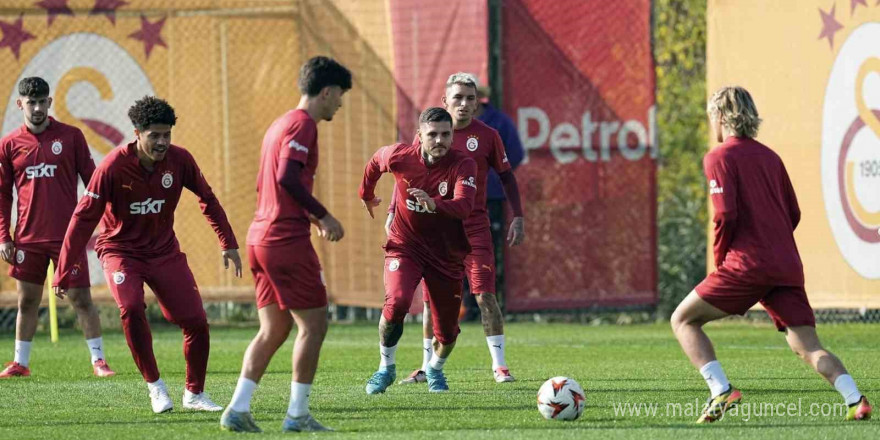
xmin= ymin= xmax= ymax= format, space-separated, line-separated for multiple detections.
xmin=247 ymin=109 xmax=319 ymax=246
xmin=704 ymin=136 xmax=803 ymax=286
xmin=0 ymin=118 xmax=96 ymax=244
xmin=394 ymin=119 xmax=510 ymax=233
xmin=360 ymin=142 xmax=478 ymax=279
xmin=54 ymin=141 xmax=238 ymax=288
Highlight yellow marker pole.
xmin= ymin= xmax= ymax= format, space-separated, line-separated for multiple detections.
xmin=47 ymin=262 xmax=58 ymax=343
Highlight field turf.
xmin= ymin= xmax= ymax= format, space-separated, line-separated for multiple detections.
xmin=1 ymin=321 xmax=877 ymax=439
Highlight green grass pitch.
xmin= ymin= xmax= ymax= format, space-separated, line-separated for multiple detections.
xmin=1 ymin=321 xmax=877 ymax=439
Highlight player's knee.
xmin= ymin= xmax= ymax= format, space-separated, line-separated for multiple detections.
xmin=476 ymin=293 xmax=498 ymax=313
xmin=179 ymin=316 xmax=209 ymax=332
xmin=68 ymin=290 xmax=95 ymax=312
xmin=18 ymin=292 xmax=41 ymax=311
xmin=434 ymin=327 xmax=459 ymax=346
xmin=119 ymin=304 xmax=148 ymax=322
xmin=383 ymin=304 xmax=408 ymax=324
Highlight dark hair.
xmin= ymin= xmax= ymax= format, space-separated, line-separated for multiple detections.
xmin=298 ymin=56 xmax=352 ymax=97
xmin=18 ymin=77 xmax=50 ymax=98
xmin=127 ymin=96 xmax=177 ymax=130
xmin=419 ymin=107 xmax=452 ymax=126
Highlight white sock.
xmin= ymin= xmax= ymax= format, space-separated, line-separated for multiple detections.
xmin=379 ymin=344 xmax=397 ymax=368
xmin=486 ymin=335 xmax=506 ymax=370
xmin=287 ymin=382 xmax=311 ymax=418
xmin=228 ymin=376 xmax=258 ymax=412
xmin=428 ymin=353 xmax=447 ymax=371
xmin=147 ymin=378 xmax=167 ymax=392
xmin=699 ymin=360 xmax=730 ymax=398
xmin=13 ymin=340 xmax=31 ymax=367
xmin=86 ymin=337 xmax=105 ymax=364
xmin=421 ymin=338 xmax=433 ymax=370
xmin=834 ymin=374 xmax=862 ymax=406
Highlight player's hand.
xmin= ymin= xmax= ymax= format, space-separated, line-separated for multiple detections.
xmin=362 ymin=198 xmax=382 ymax=219
xmin=407 ymin=188 xmax=436 ymax=212
xmin=507 ymin=216 xmax=525 ymax=246
xmin=317 ymin=213 xmax=345 ymax=242
xmin=0 ymin=241 xmax=15 ymax=264
xmin=222 ymin=248 xmax=243 ymax=278
xmin=53 ymin=286 xmax=67 ymax=300
xmin=384 ymin=212 xmax=394 ymax=235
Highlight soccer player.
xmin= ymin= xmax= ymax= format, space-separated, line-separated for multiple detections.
xmin=53 ymin=96 xmax=242 ymax=414
xmin=0 ymin=77 xmax=114 ymax=379
xmin=220 ymin=56 xmax=351 ymax=433
xmin=361 ymin=107 xmax=478 ymax=394
xmin=387 ymin=73 xmax=524 ymax=385
xmin=670 ymin=86 xmax=872 ymax=423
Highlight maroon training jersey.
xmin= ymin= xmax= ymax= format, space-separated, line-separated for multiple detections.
xmin=395 ymin=119 xmax=510 ymax=233
xmin=247 ymin=109 xmax=319 ymax=246
xmin=360 ymin=142 xmax=478 ymax=279
xmin=54 ymin=141 xmax=238 ymax=288
xmin=0 ymin=118 xmax=96 ymax=244
xmin=704 ymin=136 xmax=803 ymax=286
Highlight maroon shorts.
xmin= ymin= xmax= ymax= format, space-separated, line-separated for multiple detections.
xmin=102 ymin=252 xmax=206 ymax=327
xmin=9 ymin=242 xmax=90 ymax=288
xmin=248 ymin=240 xmax=327 ymax=311
xmin=383 ymin=251 xmax=462 ymax=345
xmin=463 ymin=229 xmax=495 ymax=294
xmin=696 ymin=268 xmax=816 ymax=331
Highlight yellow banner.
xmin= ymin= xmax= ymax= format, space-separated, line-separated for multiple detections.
xmin=0 ymin=0 xmax=396 ymax=308
xmin=707 ymin=0 xmax=880 ymax=308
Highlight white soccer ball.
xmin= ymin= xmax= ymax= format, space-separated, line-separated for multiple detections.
xmin=537 ymin=376 xmax=585 ymax=421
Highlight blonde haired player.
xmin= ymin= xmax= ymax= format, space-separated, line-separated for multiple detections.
xmin=670 ymin=86 xmax=871 ymax=423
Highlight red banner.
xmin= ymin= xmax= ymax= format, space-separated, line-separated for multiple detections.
xmin=502 ymin=0 xmax=657 ymax=311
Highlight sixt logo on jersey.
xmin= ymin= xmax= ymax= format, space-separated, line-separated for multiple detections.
xmin=25 ymin=163 xmax=57 ymax=179
xmin=130 ymin=198 xmax=166 ymax=215
xmin=405 ymin=199 xmax=435 ymax=214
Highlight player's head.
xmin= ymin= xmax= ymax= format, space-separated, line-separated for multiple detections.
xmin=128 ymin=96 xmax=177 ymax=163
xmin=16 ymin=77 xmax=52 ymax=128
xmin=417 ymin=107 xmax=454 ymax=161
xmin=707 ymin=86 xmax=762 ymax=142
xmin=298 ymin=56 xmax=352 ymax=121
xmin=442 ymin=72 xmax=478 ymax=124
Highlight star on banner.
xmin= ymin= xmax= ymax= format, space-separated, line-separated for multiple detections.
xmin=851 ymin=0 xmax=867 ymax=14
xmin=35 ymin=0 xmax=74 ymax=27
xmin=90 ymin=0 xmax=129 ymax=25
xmin=818 ymin=4 xmax=844 ymax=49
xmin=0 ymin=15 xmax=36 ymax=59
xmin=128 ymin=15 xmax=167 ymax=58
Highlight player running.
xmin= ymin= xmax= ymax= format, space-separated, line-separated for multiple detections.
xmin=0 ymin=77 xmax=114 ymax=379
xmin=221 ymin=56 xmax=351 ymax=433
xmin=54 ymin=96 xmax=242 ymax=414
xmin=670 ymin=86 xmax=872 ymax=423
xmin=361 ymin=107 xmax=478 ymax=394
xmin=388 ymin=73 xmax=524 ymax=385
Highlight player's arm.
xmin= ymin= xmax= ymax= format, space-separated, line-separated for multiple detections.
xmin=53 ymin=165 xmax=110 ymax=295
xmin=0 ymin=145 xmax=15 ymax=263
xmin=360 ymin=145 xmax=394 ymax=219
xmin=73 ymin=129 xmax=96 ymax=185
xmin=704 ymin=153 xmax=738 ymax=267
xmin=489 ymin=130 xmax=526 ymax=246
xmin=780 ymin=163 xmax=801 ymax=230
xmin=385 ymin=185 xmax=398 ymax=235
xmin=427 ymin=158 xmax=478 ymax=219
xmin=181 ymin=151 xmax=242 ymax=277
xmin=277 ymin=158 xmax=343 ymax=242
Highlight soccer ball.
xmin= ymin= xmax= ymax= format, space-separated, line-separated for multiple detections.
xmin=537 ymin=376 xmax=585 ymax=421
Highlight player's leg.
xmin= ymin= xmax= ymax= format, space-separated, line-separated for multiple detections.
xmin=146 ymin=252 xmax=218 ymax=412
xmin=2 ymin=248 xmax=50 ymax=378
xmin=467 ymin=233 xmax=513 ymax=382
xmin=671 ymin=272 xmax=752 ymax=423
xmin=104 ymin=255 xmax=170 ymax=412
xmin=401 ymin=282 xmax=431 ymax=385
xmin=422 ymin=269 xmax=465 ymax=393
xmin=60 ymin=249 xmax=114 ymax=377
xmin=283 ymin=306 xmax=332 ymax=432
xmin=366 ymin=254 xmax=421 ymax=394
xmin=763 ymin=287 xmax=872 ymax=420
